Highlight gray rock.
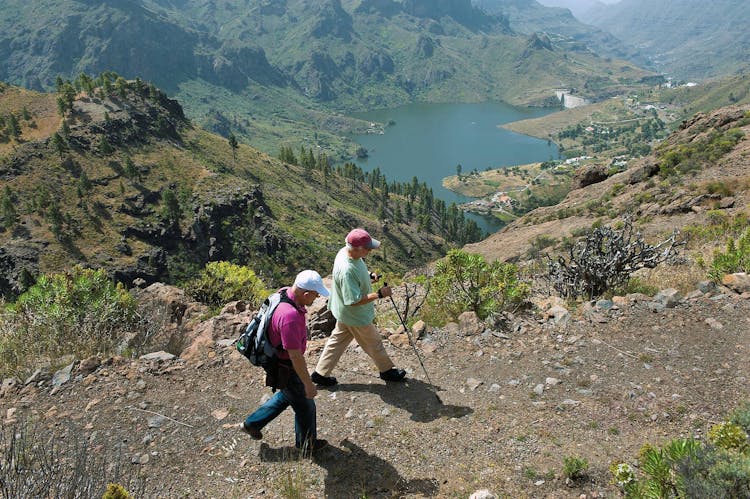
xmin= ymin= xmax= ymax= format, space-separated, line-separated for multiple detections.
xmin=24 ymin=368 xmax=47 ymax=385
xmin=467 ymin=378 xmax=483 ymax=391
xmin=147 ymin=415 xmax=166 ymax=428
xmin=52 ymin=363 xmax=74 ymax=387
xmin=139 ymin=351 xmax=176 ymax=362
xmin=705 ymin=318 xmax=724 ymax=330
xmin=653 ymin=288 xmax=682 ymax=308
xmin=697 ymin=280 xmax=717 ymax=294
xmin=547 ymin=305 xmax=571 ymax=326
xmin=469 ymin=490 xmax=498 ymax=499
xmin=595 ymin=299 xmax=615 ymax=310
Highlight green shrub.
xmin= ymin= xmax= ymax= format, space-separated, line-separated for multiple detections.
xmin=425 ymin=249 xmax=530 ymax=323
xmin=705 ymin=181 xmax=734 ymax=197
xmin=616 ymin=277 xmax=659 ymax=297
xmin=730 ymin=401 xmax=750 ymax=434
xmin=708 ymin=422 xmax=749 ymax=453
xmin=709 ymin=228 xmax=750 ymax=281
xmin=184 ymin=261 xmax=268 ymax=310
xmin=657 ymin=128 xmax=744 ymax=178
xmin=680 ymin=447 xmax=750 ymax=498
xmin=562 ymin=455 xmax=589 ymax=481
xmin=103 ymin=483 xmax=133 ymax=499
xmin=527 ymin=234 xmax=557 ymax=258
xmin=684 ymin=212 xmax=749 ymax=243
xmin=613 ymin=404 xmax=750 ymax=498
xmin=0 ymin=266 xmax=138 ymax=378
xmin=611 ymin=439 xmax=701 ymax=497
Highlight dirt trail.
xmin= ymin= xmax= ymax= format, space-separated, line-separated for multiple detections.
xmin=2 ymin=289 xmax=748 ymax=498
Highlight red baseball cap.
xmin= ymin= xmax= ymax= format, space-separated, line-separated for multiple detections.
xmin=345 ymin=228 xmax=381 ymax=249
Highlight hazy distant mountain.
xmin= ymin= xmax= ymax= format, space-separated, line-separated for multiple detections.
xmin=531 ymin=0 xmax=622 ymax=20
xmin=472 ymin=0 xmax=641 ymax=63
xmin=580 ymin=0 xmax=750 ymax=80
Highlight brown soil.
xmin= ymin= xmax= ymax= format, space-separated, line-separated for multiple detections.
xmin=2 ymin=290 xmax=748 ymax=498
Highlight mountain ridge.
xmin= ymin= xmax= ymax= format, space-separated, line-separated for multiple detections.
xmin=1 ymin=0 xmax=652 ymax=158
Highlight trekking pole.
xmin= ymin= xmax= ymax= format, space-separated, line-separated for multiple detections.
xmin=386 ymin=285 xmax=442 ymax=404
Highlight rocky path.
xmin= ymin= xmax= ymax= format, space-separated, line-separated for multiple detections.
xmin=2 ymin=287 xmax=749 ymax=498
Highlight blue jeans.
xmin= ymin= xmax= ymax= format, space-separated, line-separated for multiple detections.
xmin=244 ymin=372 xmax=316 ymax=448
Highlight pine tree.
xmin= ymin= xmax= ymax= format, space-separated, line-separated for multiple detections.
xmin=52 ymin=132 xmax=67 ymax=159
xmin=1 ymin=186 xmax=17 ymax=230
xmin=124 ymin=157 xmax=139 ymax=181
xmin=7 ymin=113 xmax=20 ymax=140
xmin=161 ymin=189 xmax=181 ymax=227
xmin=228 ymin=133 xmax=239 ymax=161
xmin=98 ymin=136 xmax=114 ymax=155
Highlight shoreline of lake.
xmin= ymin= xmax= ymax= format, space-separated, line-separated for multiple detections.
xmin=350 ymin=102 xmax=559 ymax=233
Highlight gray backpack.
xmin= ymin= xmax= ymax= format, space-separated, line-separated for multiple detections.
xmin=235 ymin=290 xmax=294 ymax=368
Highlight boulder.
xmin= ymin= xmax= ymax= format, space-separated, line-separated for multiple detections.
xmin=571 ymin=164 xmax=608 ymax=189
xmin=458 ymin=311 xmax=484 ymax=336
xmin=722 ymin=273 xmax=750 ymax=294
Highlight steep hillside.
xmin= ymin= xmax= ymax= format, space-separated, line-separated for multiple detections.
xmin=1 ymin=0 xmax=653 ymax=158
xmin=0 ymin=80 xmax=470 ymax=298
xmin=581 ymin=0 xmax=750 ymax=80
xmin=465 ymin=104 xmax=750 ymax=293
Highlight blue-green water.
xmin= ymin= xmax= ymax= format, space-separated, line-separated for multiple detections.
xmin=352 ymin=102 xmax=558 ymax=233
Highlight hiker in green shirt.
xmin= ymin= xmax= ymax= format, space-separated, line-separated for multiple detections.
xmin=311 ymin=228 xmax=406 ymax=386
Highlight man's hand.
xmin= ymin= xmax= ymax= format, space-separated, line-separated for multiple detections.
xmin=288 ymin=349 xmax=317 ymax=398
xmin=377 ymin=284 xmax=392 ymax=298
xmin=303 ymin=380 xmax=318 ymax=399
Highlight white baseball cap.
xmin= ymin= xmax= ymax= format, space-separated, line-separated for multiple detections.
xmin=293 ymin=270 xmax=330 ymax=297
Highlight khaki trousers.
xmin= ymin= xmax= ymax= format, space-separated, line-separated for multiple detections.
xmin=314 ymin=322 xmax=394 ymax=375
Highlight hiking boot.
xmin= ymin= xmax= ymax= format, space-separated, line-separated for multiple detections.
xmin=297 ymin=438 xmax=329 ymax=456
xmin=379 ymin=367 xmax=406 ymax=382
xmin=311 ymin=371 xmax=338 ymax=386
xmin=241 ymin=422 xmax=263 ymax=440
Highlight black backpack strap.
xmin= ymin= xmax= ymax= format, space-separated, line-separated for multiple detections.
xmin=278 ymin=288 xmax=302 ymax=312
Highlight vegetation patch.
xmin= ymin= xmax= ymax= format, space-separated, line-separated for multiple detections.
xmin=423 ymin=249 xmax=530 ymax=324
xmin=657 ymin=127 xmax=745 ymax=178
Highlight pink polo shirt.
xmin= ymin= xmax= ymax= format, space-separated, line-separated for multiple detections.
xmin=267 ymin=288 xmax=307 ymax=360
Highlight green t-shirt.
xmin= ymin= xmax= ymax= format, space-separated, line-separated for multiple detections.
xmin=328 ymin=246 xmax=374 ymax=326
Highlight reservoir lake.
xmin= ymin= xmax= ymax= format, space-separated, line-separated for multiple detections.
xmin=352 ymin=102 xmax=558 ymax=233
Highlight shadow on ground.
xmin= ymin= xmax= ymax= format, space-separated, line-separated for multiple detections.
xmin=333 ymin=378 xmax=473 ymax=422
xmin=259 ymin=439 xmax=439 ymax=497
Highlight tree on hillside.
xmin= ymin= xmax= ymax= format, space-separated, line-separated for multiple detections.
xmin=1 ymin=186 xmax=17 ymax=230
xmin=161 ymin=189 xmax=181 ymax=228
xmin=228 ymin=133 xmax=238 ymax=162
xmin=51 ymin=132 xmax=67 ymax=159
xmin=46 ymin=201 xmax=64 ymax=240
xmin=57 ymin=83 xmax=76 ymax=117
xmin=60 ymin=121 xmax=70 ymax=139
xmin=115 ymin=77 xmax=128 ymax=98
xmin=7 ymin=113 xmax=20 ymax=140
xmin=124 ymin=157 xmax=140 ymax=181
xmin=98 ymin=136 xmax=114 ymax=156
